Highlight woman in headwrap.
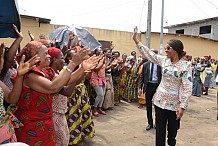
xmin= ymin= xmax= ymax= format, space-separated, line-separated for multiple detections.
xmin=118 ymin=53 xmax=127 ymax=100
xmin=15 ymin=41 xmax=99 ymax=146
xmin=133 ymin=26 xmax=192 ymax=146
xmin=0 ymin=41 xmax=40 ymax=144
xmin=48 ymin=47 xmax=78 ymax=146
xmin=102 ymin=48 xmax=115 ymax=110
xmin=123 ymin=55 xmax=138 ymax=102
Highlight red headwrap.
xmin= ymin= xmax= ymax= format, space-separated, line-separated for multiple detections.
xmin=48 ymin=47 xmax=61 ymax=62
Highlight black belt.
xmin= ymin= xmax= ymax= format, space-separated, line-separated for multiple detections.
xmin=148 ymin=82 xmax=159 ymax=87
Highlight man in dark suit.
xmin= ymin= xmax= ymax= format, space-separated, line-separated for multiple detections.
xmin=138 ymin=49 xmax=162 ymax=131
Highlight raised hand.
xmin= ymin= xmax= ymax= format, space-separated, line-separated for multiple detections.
xmin=98 ymin=54 xmax=105 ymax=61
xmin=133 ymin=26 xmax=139 ymax=44
xmin=0 ymin=42 xmax=5 ymax=56
xmin=69 ymin=31 xmax=76 ymax=40
xmin=118 ymin=60 xmax=123 ymax=65
xmin=17 ymin=55 xmax=40 ymax=76
xmin=0 ymin=42 xmax=6 ymax=71
xmin=112 ymin=59 xmax=119 ymax=65
xmin=82 ymin=55 xmax=101 ymax=71
xmin=50 ymin=38 xmax=56 ymax=47
xmin=13 ymin=24 xmax=23 ymax=38
xmin=70 ymin=48 xmax=91 ymax=66
xmin=28 ymin=30 xmax=35 ymax=41
xmin=131 ymin=61 xmax=135 ymax=66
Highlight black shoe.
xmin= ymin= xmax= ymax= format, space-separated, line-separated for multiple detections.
xmin=146 ymin=125 xmax=153 ymax=131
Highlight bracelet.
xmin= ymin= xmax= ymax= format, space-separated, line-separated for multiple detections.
xmin=65 ymin=67 xmax=73 ymax=73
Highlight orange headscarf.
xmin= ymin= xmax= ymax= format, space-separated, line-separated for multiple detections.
xmin=38 ymin=39 xmax=50 ymax=45
xmin=16 ymin=41 xmax=42 ymax=63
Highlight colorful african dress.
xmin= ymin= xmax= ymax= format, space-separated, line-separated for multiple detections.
xmin=119 ymin=68 xmax=126 ymax=99
xmin=124 ymin=64 xmax=139 ymax=101
xmin=15 ymin=67 xmax=56 ymax=146
xmin=66 ymin=81 xmax=95 ymax=145
xmin=0 ymin=87 xmax=22 ymax=144
xmin=112 ymin=70 xmax=121 ymax=104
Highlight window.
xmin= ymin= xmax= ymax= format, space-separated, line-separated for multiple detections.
xmin=176 ymin=29 xmax=184 ymax=34
xmin=199 ymin=25 xmax=211 ymax=34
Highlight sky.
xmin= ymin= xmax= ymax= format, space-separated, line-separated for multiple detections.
xmin=18 ymin=0 xmax=218 ymax=32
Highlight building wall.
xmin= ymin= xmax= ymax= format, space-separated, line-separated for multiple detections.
xmin=168 ymin=19 xmax=218 ymax=41
xmin=0 ymin=16 xmax=218 ymax=60
xmin=88 ymin=28 xmax=218 ymax=59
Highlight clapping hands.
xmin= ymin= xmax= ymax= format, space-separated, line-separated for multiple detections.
xmin=17 ymin=55 xmax=40 ymax=76
xmin=70 ymin=47 xmax=91 ymax=66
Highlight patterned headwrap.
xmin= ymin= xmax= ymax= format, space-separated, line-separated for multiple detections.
xmin=16 ymin=41 xmax=42 ymax=63
xmin=38 ymin=39 xmax=50 ymax=45
xmin=38 ymin=39 xmax=51 ymax=47
xmin=48 ymin=47 xmax=61 ymax=62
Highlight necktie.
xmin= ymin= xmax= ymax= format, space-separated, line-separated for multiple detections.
xmin=150 ymin=63 xmax=154 ymax=82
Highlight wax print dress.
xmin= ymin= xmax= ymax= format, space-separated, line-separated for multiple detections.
xmin=15 ymin=67 xmax=56 ymax=146
xmin=66 ymin=81 xmax=95 ymax=145
xmin=124 ymin=64 xmax=138 ymax=101
xmin=0 ymin=87 xmax=22 ymax=144
xmin=119 ymin=65 xmax=126 ymax=99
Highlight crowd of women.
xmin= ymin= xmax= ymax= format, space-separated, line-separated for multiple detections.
xmin=0 ymin=25 xmax=148 ymax=146
xmin=0 ymin=25 xmax=217 ymax=146
xmin=0 ymin=26 xmax=101 ymax=146
xmin=191 ymin=55 xmax=218 ymax=96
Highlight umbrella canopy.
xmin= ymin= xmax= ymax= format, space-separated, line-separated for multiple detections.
xmin=0 ymin=0 xmax=21 ymax=38
xmin=49 ymin=25 xmax=101 ymax=50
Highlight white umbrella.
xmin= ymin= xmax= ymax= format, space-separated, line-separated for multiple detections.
xmin=49 ymin=25 xmax=101 ymax=50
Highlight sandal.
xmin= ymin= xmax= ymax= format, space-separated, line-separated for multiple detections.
xmin=99 ymin=110 xmax=106 ymax=115
xmin=93 ymin=111 xmax=99 ymax=116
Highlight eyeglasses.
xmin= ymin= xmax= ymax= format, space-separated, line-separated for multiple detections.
xmin=164 ymin=46 xmax=172 ymax=51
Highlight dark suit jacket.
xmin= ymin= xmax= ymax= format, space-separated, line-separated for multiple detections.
xmin=139 ymin=62 xmax=162 ymax=92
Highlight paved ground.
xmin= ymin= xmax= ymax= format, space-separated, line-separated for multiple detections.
xmin=84 ymin=86 xmax=218 ymax=146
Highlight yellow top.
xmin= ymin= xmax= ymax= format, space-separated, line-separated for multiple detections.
xmin=211 ymin=63 xmax=217 ymax=73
